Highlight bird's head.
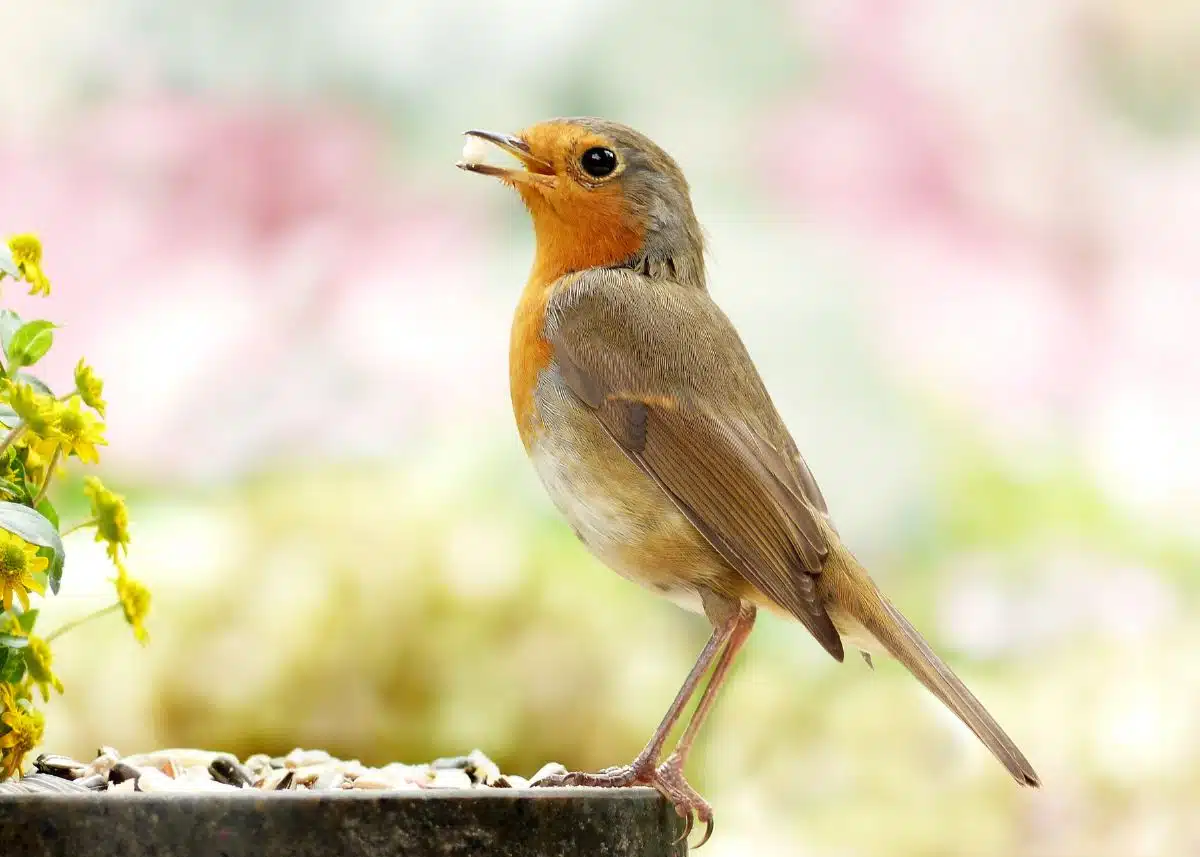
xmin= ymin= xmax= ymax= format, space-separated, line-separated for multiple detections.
xmin=457 ymin=118 xmax=705 ymax=286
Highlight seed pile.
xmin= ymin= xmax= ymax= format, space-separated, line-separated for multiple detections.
xmin=0 ymin=748 xmax=570 ymax=795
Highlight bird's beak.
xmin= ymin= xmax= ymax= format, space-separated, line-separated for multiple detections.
xmin=456 ymin=130 xmax=555 ymax=186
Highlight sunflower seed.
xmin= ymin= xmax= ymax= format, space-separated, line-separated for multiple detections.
xmin=34 ymin=754 xmax=87 ymax=780
xmin=0 ymin=773 xmax=92 ymax=794
xmin=209 ymin=757 xmax=254 ymax=788
xmin=108 ymin=762 xmax=140 ymax=786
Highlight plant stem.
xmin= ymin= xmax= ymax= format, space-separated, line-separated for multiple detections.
xmin=60 ymin=518 xmax=98 ymax=538
xmin=45 ymin=603 xmax=121 ymax=642
xmin=57 ymin=389 xmax=77 ymax=402
xmin=0 ymin=423 xmax=26 ymax=458
xmin=31 ymin=444 xmax=62 ymax=506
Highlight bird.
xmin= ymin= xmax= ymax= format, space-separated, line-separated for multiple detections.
xmin=457 ymin=118 xmax=1040 ymax=845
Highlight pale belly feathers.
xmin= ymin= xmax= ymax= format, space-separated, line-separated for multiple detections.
xmin=527 ymin=366 xmax=717 ymax=615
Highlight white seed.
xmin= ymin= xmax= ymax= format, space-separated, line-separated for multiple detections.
xmin=528 ymin=763 xmax=568 ymax=785
xmin=180 ymin=765 xmax=216 ymax=784
xmin=284 ymin=748 xmax=331 ymax=769
xmin=86 ymin=747 xmax=122 ymax=778
xmin=460 ymin=135 xmax=493 ymax=166
xmin=466 ymin=749 xmax=502 ymax=786
xmin=351 ymin=773 xmax=418 ymax=791
xmin=197 ymin=780 xmax=243 ymax=792
xmin=40 ymin=746 xmax=538 ymax=795
xmin=243 ymin=754 xmax=274 ymax=775
xmin=378 ymin=763 xmax=431 ymax=786
xmin=290 ymin=764 xmax=337 ymax=786
xmin=134 ymin=768 xmax=181 ymax=793
xmin=429 ymin=769 xmax=472 ymax=790
xmin=123 ymin=749 xmax=237 ymax=775
xmin=313 ymin=770 xmax=344 ymax=790
xmin=349 ymin=773 xmax=388 ymax=790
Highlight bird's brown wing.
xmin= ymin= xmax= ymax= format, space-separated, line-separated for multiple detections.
xmin=547 ymin=270 xmax=844 ymax=661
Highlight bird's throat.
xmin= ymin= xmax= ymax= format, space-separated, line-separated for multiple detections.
xmin=523 ymin=188 xmax=645 ymax=284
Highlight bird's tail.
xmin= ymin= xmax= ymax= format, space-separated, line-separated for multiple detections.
xmin=826 ymin=551 xmax=1041 ymax=787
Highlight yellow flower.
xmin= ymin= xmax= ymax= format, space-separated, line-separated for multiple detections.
xmin=84 ymin=477 xmax=130 ymax=561
xmin=112 ymin=561 xmax=150 ymax=645
xmin=21 ymin=436 xmax=64 ymax=487
xmin=0 ymin=683 xmax=43 ymax=779
xmin=0 ymin=530 xmax=47 ymax=613
xmin=4 ymin=382 xmax=61 ymax=439
xmin=5 ymin=235 xmax=50 ymax=297
xmin=55 ymin=398 xmax=106 ymax=464
xmin=23 ymin=636 xmax=63 ymax=702
xmin=73 ymin=360 xmax=106 ymax=417
xmin=0 ymin=613 xmax=24 ymax=638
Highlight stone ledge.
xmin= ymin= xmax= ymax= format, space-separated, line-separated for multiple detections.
xmin=0 ymin=787 xmax=686 ymax=857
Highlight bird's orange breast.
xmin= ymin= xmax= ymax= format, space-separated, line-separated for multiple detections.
xmin=508 ymin=187 xmax=645 ymax=451
xmin=509 ymin=275 xmax=555 ymax=450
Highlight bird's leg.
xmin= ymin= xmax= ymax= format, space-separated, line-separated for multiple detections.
xmin=533 ymin=610 xmax=739 ymax=789
xmin=661 ymin=603 xmax=756 ymax=773
xmin=654 ymin=604 xmax=757 ymax=848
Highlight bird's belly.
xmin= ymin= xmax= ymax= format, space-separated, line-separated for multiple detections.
xmin=527 ymin=373 xmax=722 ymax=613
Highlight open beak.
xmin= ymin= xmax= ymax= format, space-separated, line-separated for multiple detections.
xmin=456 ymin=130 xmax=555 ymax=185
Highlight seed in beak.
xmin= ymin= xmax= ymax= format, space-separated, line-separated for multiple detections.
xmin=460 ymin=135 xmax=494 ymax=167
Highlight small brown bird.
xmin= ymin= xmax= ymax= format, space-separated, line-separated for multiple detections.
xmin=458 ymin=118 xmax=1039 ymax=843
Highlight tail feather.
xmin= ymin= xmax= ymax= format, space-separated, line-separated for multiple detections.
xmin=865 ymin=598 xmax=1040 ymax=786
xmin=817 ymin=530 xmax=1040 ymax=785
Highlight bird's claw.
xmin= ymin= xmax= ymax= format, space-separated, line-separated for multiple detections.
xmin=534 ymin=756 xmax=715 ymax=848
xmin=656 ymin=757 xmax=714 ymax=849
xmin=669 ymin=810 xmax=714 ymax=849
xmin=671 ymin=811 xmax=694 ymax=845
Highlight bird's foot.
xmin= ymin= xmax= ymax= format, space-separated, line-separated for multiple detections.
xmin=533 ymin=753 xmax=714 ymax=848
xmin=654 ymin=754 xmax=714 ymax=848
xmin=531 ymin=756 xmax=654 ymax=789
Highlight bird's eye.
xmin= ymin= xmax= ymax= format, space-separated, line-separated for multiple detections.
xmin=580 ymin=147 xmax=618 ymax=178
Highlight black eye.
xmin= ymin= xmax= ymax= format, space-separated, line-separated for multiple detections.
xmin=580 ymin=147 xmax=618 ymax=178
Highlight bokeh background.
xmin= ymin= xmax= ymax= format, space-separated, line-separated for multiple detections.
xmin=4 ymin=0 xmax=1200 ymax=854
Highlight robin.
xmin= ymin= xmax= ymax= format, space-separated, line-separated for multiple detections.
xmin=457 ymin=118 xmax=1040 ymax=844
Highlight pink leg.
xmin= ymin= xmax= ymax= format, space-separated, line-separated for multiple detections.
xmin=664 ymin=604 xmax=757 ymax=771
xmin=534 ymin=610 xmax=740 ymax=788
xmin=656 ymin=604 xmax=757 ymax=848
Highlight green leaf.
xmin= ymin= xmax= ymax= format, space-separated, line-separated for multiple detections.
xmin=0 ymin=634 xmax=28 ymax=649
xmin=6 ymin=320 xmax=56 ymax=370
xmin=37 ymin=549 xmax=59 ymax=595
xmin=0 ymin=501 xmax=65 ymax=595
xmin=36 ymin=498 xmax=58 ymax=530
xmin=0 ymin=647 xmax=25 ymax=684
xmin=15 ymin=608 xmax=37 ymax=634
xmin=0 ymin=310 xmax=23 ymax=361
xmin=3 ymin=456 xmax=30 ymax=504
